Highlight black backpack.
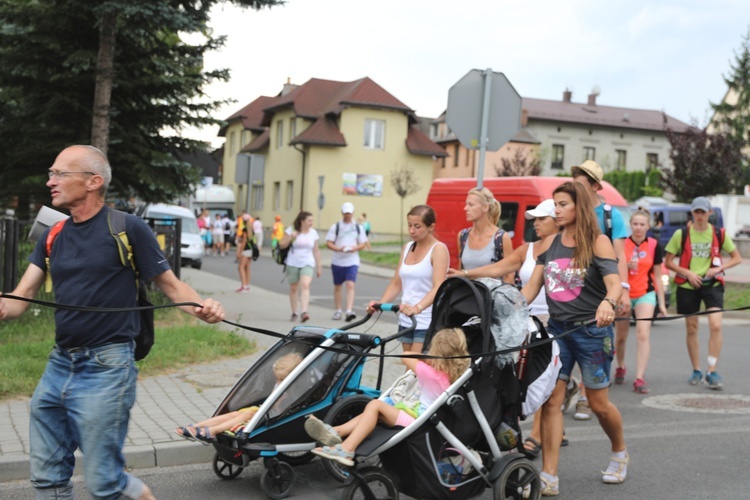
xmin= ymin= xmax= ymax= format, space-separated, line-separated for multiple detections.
xmin=272 ymin=241 xmax=292 ymax=266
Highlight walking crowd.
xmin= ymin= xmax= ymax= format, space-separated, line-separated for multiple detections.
xmin=2 ymin=145 xmax=741 ymax=499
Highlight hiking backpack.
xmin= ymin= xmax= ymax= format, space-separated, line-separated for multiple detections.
xmin=45 ymin=209 xmax=155 ymax=360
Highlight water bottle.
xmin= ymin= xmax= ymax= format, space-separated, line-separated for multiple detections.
xmin=628 ymin=247 xmax=639 ymax=276
xmin=495 ymin=421 xmax=518 ymax=451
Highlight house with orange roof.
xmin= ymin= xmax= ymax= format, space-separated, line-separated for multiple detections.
xmin=219 ymin=77 xmax=446 ymax=236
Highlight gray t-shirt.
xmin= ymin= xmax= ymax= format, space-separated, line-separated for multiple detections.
xmin=536 ymin=234 xmax=618 ymax=323
xmin=461 ymin=237 xmax=496 ymax=270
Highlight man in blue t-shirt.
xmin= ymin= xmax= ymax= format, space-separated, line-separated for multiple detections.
xmin=0 ymin=145 xmax=225 ymax=500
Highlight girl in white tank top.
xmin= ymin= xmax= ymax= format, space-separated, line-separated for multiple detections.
xmin=367 ymin=205 xmax=449 ymax=353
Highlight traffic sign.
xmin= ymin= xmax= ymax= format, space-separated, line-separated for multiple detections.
xmin=446 ymin=69 xmax=522 ymax=151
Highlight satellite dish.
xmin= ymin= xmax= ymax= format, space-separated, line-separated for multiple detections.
xmin=591 ymin=85 xmax=601 ymax=96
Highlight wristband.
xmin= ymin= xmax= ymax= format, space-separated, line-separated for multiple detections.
xmin=416 ymin=304 xmax=423 ymax=312
xmin=463 ymin=269 xmax=469 ymax=278
xmin=603 ymin=298 xmax=617 ymax=309
xmin=621 ymin=282 xmax=630 ymax=290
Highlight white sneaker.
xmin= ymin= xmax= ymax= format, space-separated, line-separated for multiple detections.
xmin=332 ymin=311 xmax=342 ymax=320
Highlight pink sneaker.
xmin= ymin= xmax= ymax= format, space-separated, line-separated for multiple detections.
xmin=633 ymin=378 xmax=650 ymax=394
xmin=614 ymin=366 xmax=626 ymax=385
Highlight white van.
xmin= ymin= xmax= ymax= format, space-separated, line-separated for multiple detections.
xmin=140 ymin=203 xmax=204 ymax=269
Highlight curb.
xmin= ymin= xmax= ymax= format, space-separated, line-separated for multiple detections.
xmin=0 ymin=442 xmax=215 ymax=484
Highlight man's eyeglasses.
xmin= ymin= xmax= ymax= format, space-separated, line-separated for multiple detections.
xmin=48 ymin=170 xmax=96 ymax=180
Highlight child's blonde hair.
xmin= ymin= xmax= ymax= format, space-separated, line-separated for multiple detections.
xmin=426 ymin=328 xmax=470 ymax=383
xmin=273 ymin=352 xmax=303 ymax=381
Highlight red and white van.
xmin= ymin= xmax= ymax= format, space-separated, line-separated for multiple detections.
xmin=426 ymin=177 xmax=629 ymax=268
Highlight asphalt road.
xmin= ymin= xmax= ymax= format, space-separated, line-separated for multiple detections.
xmin=4 ymin=257 xmax=749 ymax=499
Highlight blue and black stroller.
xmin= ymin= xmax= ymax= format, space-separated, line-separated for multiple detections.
xmin=205 ymin=304 xmax=415 ymax=498
xmin=331 ymin=277 xmax=553 ymax=500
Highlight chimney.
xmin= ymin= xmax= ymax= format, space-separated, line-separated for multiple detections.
xmin=563 ymin=89 xmax=572 ymax=103
xmin=521 ymin=108 xmax=528 ymax=127
xmin=281 ymin=77 xmax=297 ymax=96
xmin=587 ymin=93 xmax=597 ymax=106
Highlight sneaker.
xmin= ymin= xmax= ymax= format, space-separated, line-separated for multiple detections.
xmin=562 ymin=378 xmax=579 ymax=414
xmin=240 ymin=286 xmax=250 ymax=293
xmin=688 ymin=369 xmax=703 ymax=386
xmin=633 ymin=378 xmax=650 ymax=394
xmin=574 ymin=398 xmax=592 ymax=421
xmin=304 ymin=415 xmax=342 ymax=446
xmin=614 ymin=366 xmax=626 ymax=385
xmin=290 ymin=313 xmax=298 ymax=322
xmin=705 ymin=371 xmax=723 ymax=390
xmin=345 ymin=311 xmax=356 ymax=322
xmin=301 ymin=312 xmax=310 ymax=323
xmin=540 ymin=473 xmax=559 ymax=496
xmin=332 ymin=310 xmax=342 ymax=320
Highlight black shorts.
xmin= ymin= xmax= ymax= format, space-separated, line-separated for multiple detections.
xmin=676 ymin=285 xmax=724 ymax=315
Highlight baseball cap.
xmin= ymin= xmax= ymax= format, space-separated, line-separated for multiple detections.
xmin=341 ymin=202 xmax=355 ymax=214
xmin=690 ymin=196 xmax=711 ymax=212
xmin=525 ymin=199 xmax=557 ymax=219
xmin=571 ymin=160 xmax=604 ymax=186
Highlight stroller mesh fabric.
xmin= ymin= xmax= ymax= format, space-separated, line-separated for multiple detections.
xmin=474 ymin=278 xmax=530 ymax=366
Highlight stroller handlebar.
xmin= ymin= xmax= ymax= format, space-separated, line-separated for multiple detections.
xmin=373 ymin=302 xmax=400 ymax=313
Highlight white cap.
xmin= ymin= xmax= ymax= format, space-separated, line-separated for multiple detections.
xmin=525 ymin=199 xmax=556 ymax=219
xmin=341 ymin=202 xmax=355 ymax=214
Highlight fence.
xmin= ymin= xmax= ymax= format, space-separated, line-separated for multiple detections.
xmin=0 ymin=214 xmax=181 ymax=293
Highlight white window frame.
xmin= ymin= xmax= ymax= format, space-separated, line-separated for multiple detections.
xmin=364 ymin=119 xmax=385 ymax=150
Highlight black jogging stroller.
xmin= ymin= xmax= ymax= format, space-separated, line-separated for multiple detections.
xmin=332 ymin=277 xmax=555 ymax=500
xmin=204 ymin=304 xmax=415 ymax=499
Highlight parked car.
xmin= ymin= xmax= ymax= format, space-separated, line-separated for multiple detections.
xmin=139 ymin=203 xmax=204 ymax=269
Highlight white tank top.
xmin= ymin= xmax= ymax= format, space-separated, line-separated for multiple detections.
xmin=399 ymin=241 xmax=439 ymax=330
xmin=519 ymin=243 xmax=548 ymax=316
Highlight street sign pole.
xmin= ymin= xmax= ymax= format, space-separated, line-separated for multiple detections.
xmin=477 ymin=68 xmax=493 ymax=189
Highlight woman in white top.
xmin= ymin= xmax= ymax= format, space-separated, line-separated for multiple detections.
xmin=457 ymin=187 xmax=514 ymax=282
xmin=279 ymin=211 xmax=322 ymax=323
xmin=367 ymin=205 xmax=449 ymax=354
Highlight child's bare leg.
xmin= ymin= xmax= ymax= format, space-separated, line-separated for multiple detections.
xmin=339 ymin=400 xmax=401 ymax=453
xmin=207 ymin=409 xmax=258 ymax=435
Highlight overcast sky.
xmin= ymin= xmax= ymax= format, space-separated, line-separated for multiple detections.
xmin=186 ymin=0 xmax=750 ymax=148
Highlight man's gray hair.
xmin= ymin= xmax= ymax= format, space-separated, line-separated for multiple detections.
xmin=80 ymin=145 xmax=112 ymax=194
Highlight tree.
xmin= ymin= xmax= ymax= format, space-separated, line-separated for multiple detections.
xmin=390 ymin=165 xmax=421 ymax=245
xmin=0 ymin=0 xmax=281 ymax=218
xmin=493 ymin=146 xmax=541 ymax=177
xmin=709 ymin=27 xmax=750 ymax=192
xmin=661 ymin=115 xmax=743 ymax=202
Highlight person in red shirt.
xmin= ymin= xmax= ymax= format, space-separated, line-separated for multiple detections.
xmin=614 ymin=208 xmax=668 ymax=394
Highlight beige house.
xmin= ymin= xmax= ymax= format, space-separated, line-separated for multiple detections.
xmin=429 ymin=88 xmax=690 ymax=179
xmin=219 ymin=78 xmax=446 ymax=236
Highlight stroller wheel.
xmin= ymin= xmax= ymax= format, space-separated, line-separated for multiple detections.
xmin=212 ymin=453 xmax=244 ymax=480
xmin=342 ymin=466 xmax=398 ymax=500
xmin=260 ymin=460 xmax=295 ymax=499
xmin=321 ymin=395 xmax=374 ymax=482
xmin=492 ymin=457 xmax=540 ymax=500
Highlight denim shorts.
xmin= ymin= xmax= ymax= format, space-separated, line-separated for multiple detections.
xmin=397 ymin=326 xmax=428 ymax=346
xmin=547 ymin=318 xmax=614 ymax=390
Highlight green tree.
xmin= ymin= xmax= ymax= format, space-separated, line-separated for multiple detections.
xmin=661 ymin=116 xmax=743 ymax=202
xmin=0 ymin=0 xmax=281 ymax=218
xmin=390 ymin=165 xmax=421 ymax=245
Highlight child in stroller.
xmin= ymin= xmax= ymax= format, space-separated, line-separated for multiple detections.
xmin=304 ymin=328 xmax=469 ymax=466
xmin=175 ymin=352 xmax=303 ymax=443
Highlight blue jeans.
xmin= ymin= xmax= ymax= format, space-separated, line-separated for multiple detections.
xmin=30 ymin=342 xmax=143 ymax=500
xmin=547 ymin=318 xmax=614 ymax=390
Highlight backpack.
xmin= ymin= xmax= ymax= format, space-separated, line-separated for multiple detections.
xmin=224 ymin=220 xmax=231 ymax=231
xmin=272 ymin=240 xmax=292 ymax=266
xmin=45 ymin=209 xmax=155 ymax=361
xmin=602 ymin=204 xmax=613 ymax=241
xmin=334 ymin=221 xmax=361 ymax=238
xmin=674 ymin=224 xmax=725 ymax=285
